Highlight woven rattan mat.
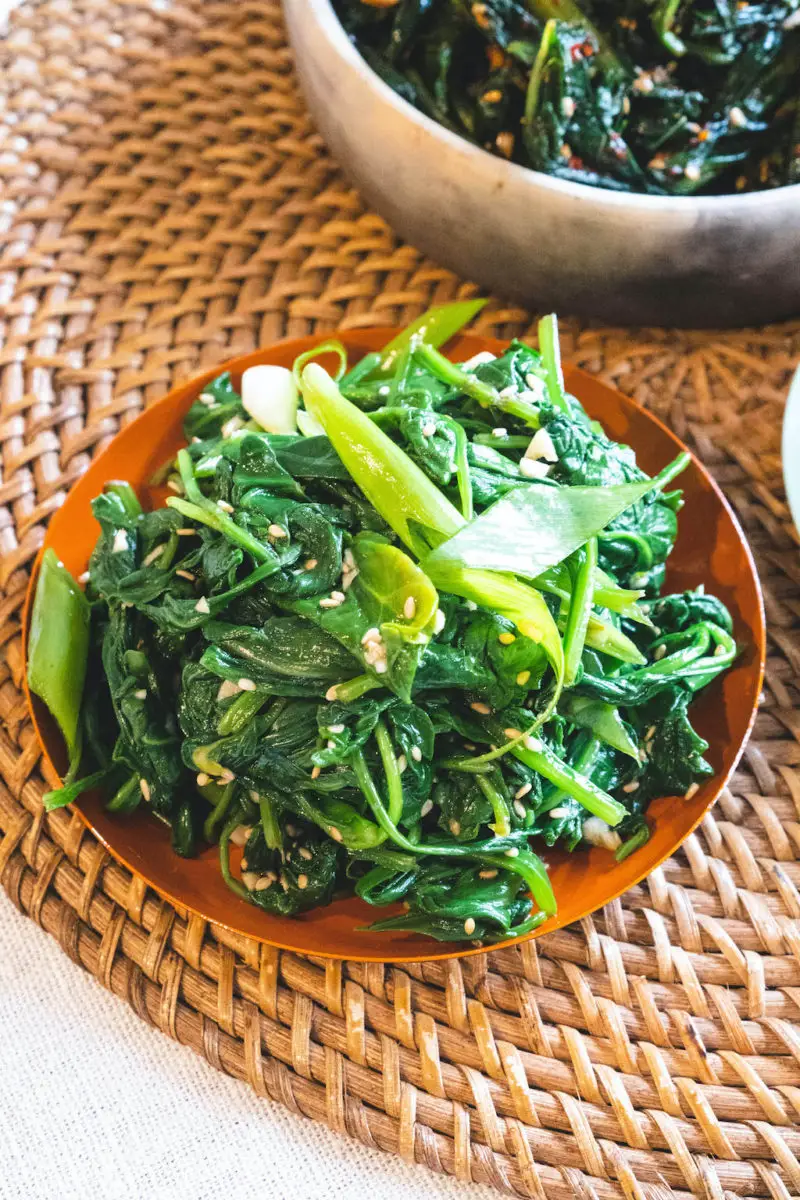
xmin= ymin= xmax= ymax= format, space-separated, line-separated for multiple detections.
xmin=1 ymin=1 xmax=800 ymax=1196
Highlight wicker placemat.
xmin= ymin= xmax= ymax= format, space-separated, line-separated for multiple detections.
xmin=1 ymin=1 xmax=800 ymax=1195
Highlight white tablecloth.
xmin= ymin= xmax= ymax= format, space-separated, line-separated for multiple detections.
xmin=0 ymin=899 xmax=495 ymax=1200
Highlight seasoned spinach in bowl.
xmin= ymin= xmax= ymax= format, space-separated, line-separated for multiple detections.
xmin=30 ymin=302 xmax=737 ymax=944
xmin=334 ymin=0 xmax=800 ymax=195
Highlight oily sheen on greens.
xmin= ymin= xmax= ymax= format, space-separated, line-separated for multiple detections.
xmin=31 ymin=302 xmax=737 ymax=945
xmin=333 ymin=0 xmax=800 ymax=196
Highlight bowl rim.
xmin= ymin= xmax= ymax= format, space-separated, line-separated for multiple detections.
xmin=23 ymin=328 xmax=767 ymax=962
xmin=783 ymin=366 xmax=800 ymax=530
xmin=300 ymin=0 xmax=800 ymax=213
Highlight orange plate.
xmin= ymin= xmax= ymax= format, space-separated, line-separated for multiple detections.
xmin=23 ymin=330 xmax=766 ymax=962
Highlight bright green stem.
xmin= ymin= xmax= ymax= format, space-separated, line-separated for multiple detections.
xmin=292 ymin=340 xmax=348 ymax=389
xmin=370 ymin=299 xmax=487 ymax=380
xmin=28 ymin=549 xmax=91 ymax=764
xmin=219 ymin=817 xmax=249 ymax=900
xmin=537 ymin=314 xmax=570 ymax=414
xmin=615 ymin=822 xmax=651 ymax=862
xmin=524 ymin=18 xmax=558 ymax=127
xmin=375 ymin=720 xmax=405 ymax=825
xmin=259 ymin=792 xmax=283 ymax=851
xmin=328 ymin=674 xmax=382 ymax=704
xmin=477 ymin=774 xmax=511 ymax=836
xmin=443 ymin=414 xmax=473 ymax=521
xmin=302 ymin=362 xmax=464 ymax=556
xmin=415 ymin=342 xmax=541 ymax=424
xmin=217 ymin=689 xmax=268 ymax=736
xmin=167 ymin=496 xmax=272 ymax=563
xmin=563 ymin=538 xmax=597 ymax=686
xmin=202 ymin=781 xmax=235 ymax=843
xmin=350 ymin=752 xmax=556 ymax=914
xmin=512 ymin=739 xmax=626 ymax=825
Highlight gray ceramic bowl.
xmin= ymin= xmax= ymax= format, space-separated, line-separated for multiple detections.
xmin=784 ymin=367 xmax=800 ymax=532
xmin=284 ymin=0 xmax=800 ymax=328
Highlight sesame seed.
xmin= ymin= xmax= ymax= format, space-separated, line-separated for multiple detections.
xmin=325 ymin=685 xmax=339 ymax=701
xmin=139 ymin=778 xmax=151 ymax=801
xmin=714 ymin=644 xmax=728 ymax=657
xmin=549 ymin=807 xmax=569 ymax=818
xmin=298 ymin=847 xmax=313 ymax=860
xmin=524 ymin=735 xmax=542 ymax=751
xmin=319 ymin=596 xmax=344 ymax=609
xmin=479 ymin=869 xmax=498 ymax=879
xmin=560 ymin=143 xmax=572 ymax=160
xmin=685 ymin=782 xmax=700 ymax=799
xmin=268 ymin=523 xmax=287 ymax=539
xmin=729 ymin=105 xmax=747 ymax=128
xmin=498 ymin=632 xmax=516 ymax=645
xmin=198 ymin=392 xmax=216 ymax=406
xmin=420 ymin=799 xmax=434 ymax=817
xmin=491 ymin=427 xmax=507 ymax=438
xmin=513 ymin=799 xmax=527 ymax=818
xmin=331 ymin=590 xmax=345 ymax=602
xmin=217 ymin=679 xmax=241 ymax=700
xmin=374 ymin=661 xmax=388 ymax=674
xmin=329 ymin=826 xmax=343 ymax=842
xmin=421 ymin=421 xmax=437 ymax=438
xmin=194 ymin=596 xmax=210 ymax=614
xmin=167 ymin=479 xmax=183 ymax=494
xmin=134 ymin=689 xmax=147 ymax=700
xmin=143 ymin=546 xmax=164 ymax=566
xmin=505 ymin=847 xmax=519 ymax=858
xmin=403 ymin=596 xmax=417 ymax=620
xmin=311 ymin=766 xmax=321 ymax=780
xmin=237 ymin=678 xmax=257 ymax=691
xmin=516 ymin=670 xmax=531 ymax=686
xmin=470 ymin=701 xmax=491 ymax=715
xmin=622 ymin=781 xmax=640 ymax=793
xmin=633 ymin=73 xmax=654 ymax=93
xmin=433 ymin=609 xmax=446 ymax=634
xmin=176 ymin=528 xmax=197 ymax=536
xmin=410 ymin=745 xmax=423 ymax=763
xmin=504 ymin=727 xmax=523 ymax=739
xmin=304 ymin=558 xmax=318 ymax=570
xmin=397 ymin=754 xmax=408 ymax=774
xmin=329 ymin=723 xmax=345 ymax=734
xmin=175 ymin=569 xmax=196 ymax=581
xmin=217 ymin=499 xmax=234 ymax=514
xmin=220 ymin=769 xmax=235 ymax=784
xmin=280 ymin=874 xmax=289 ymax=892
xmin=242 ymin=871 xmax=259 ymax=890
xmin=515 ymin=782 xmax=532 ymax=800
xmin=112 ymin=530 xmax=129 ymax=554
xmin=255 ymin=876 xmax=272 ymax=891
xmin=361 ymin=627 xmax=382 ymax=645
xmin=327 ymin=739 xmax=335 ymax=750
xmin=78 ymin=570 xmax=91 ymax=584
xmin=196 ymin=772 xmax=210 ymax=787
xmin=297 ymin=874 xmax=308 ymax=890
xmin=230 ymin=825 xmax=252 ymax=846
xmin=561 ymin=96 xmax=576 ymax=119
xmin=450 ymin=820 xmax=461 ymax=836
xmin=240 ymin=858 xmax=249 ymax=871
xmin=464 ymin=918 xmax=476 ymax=935
xmin=654 ymin=644 xmax=666 ymax=660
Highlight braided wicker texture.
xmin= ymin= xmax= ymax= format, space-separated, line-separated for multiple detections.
xmin=1 ymin=1 xmax=800 ymax=1195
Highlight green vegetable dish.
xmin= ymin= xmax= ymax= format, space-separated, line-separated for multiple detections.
xmin=29 ymin=301 xmax=738 ymax=945
xmin=333 ymin=0 xmax=800 ymax=195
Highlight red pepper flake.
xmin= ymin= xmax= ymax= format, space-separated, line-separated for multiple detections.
xmin=568 ymin=155 xmax=584 ymax=170
xmin=698 ymin=128 xmax=709 ymax=142
xmin=582 ymin=41 xmax=595 ymax=56
xmin=570 ymin=44 xmax=583 ymax=61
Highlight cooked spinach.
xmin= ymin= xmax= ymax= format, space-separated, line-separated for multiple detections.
xmin=334 ymin=0 xmax=800 ymax=195
xmin=30 ymin=301 xmax=737 ymax=944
